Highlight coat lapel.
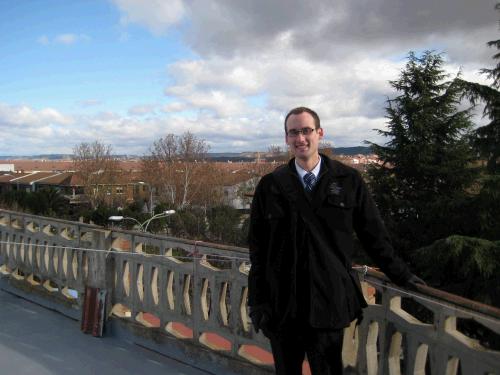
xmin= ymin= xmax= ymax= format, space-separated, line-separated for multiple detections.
xmin=311 ymin=166 xmax=331 ymax=211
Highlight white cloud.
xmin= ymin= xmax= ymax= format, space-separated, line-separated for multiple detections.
xmin=161 ymin=102 xmax=188 ymax=113
xmin=127 ymin=104 xmax=156 ymax=116
xmin=0 ymin=104 xmax=77 ymax=155
xmin=111 ymin=0 xmax=186 ymax=35
xmin=39 ymin=108 xmax=74 ymax=125
xmin=55 ymin=34 xmax=77 ymax=44
xmin=0 ymin=100 xmax=283 ymax=154
xmin=54 ymin=33 xmax=90 ymax=45
xmin=37 ymin=33 xmax=91 ymax=45
xmin=165 ymin=51 xmax=403 ymax=121
xmin=0 ymin=104 xmax=73 ymax=127
xmin=150 ymin=0 xmax=495 ymax=152
xmin=183 ymin=0 xmax=497 ymax=66
xmin=165 ymin=89 xmax=248 ymax=118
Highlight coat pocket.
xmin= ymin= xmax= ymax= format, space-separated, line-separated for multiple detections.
xmin=319 ymin=194 xmax=356 ymax=232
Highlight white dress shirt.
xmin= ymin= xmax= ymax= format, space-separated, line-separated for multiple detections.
xmin=295 ymin=156 xmax=322 ymax=189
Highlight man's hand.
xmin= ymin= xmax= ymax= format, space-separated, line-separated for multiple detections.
xmin=405 ymin=274 xmax=426 ymax=291
xmin=249 ymin=304 xmax=271 ymax=336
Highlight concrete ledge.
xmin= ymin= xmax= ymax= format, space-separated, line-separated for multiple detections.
xmin=108 ymin=317 xmax=274 ymax=375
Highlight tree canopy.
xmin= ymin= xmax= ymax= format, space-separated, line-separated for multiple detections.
xmin=142 ymin=131 xmax=215 ymax=209
xmin=456 ymin=3 xmax=500 ymax=174
xmin=368 ymin=51 xmax=476 ymax=256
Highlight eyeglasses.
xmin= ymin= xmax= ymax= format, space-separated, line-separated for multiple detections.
xmin=286 ymin=127 xmax=317 ymax=137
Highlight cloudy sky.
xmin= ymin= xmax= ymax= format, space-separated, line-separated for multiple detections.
xmin=0 ymin=0 xmax=498 ymax=155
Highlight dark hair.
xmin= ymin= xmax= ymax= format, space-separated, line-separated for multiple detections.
xmin=284 ymin=107 xmax=320 ymax=133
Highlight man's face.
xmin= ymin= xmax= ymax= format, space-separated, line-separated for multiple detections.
xmin=285 ymin=112 xmax=324 ymax=161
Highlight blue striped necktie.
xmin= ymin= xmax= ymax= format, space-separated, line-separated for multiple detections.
xmin=303 ymin=172 xmax=316 ymax=192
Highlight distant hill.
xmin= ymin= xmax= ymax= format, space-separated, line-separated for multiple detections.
xmin=0 ymin=146 xmax=373 ymax=161
xmin=206 ymin=147 xmax=373 ymax=161
xmin=207 ymin=147 xmax=373 ymax=158
xmin=333 ymin=146 xmax=372 ymax=155
xmin=0 ymin=154 xmax=72 ymax=160
xmin=206 ymin=152 xmax=254 ymax=162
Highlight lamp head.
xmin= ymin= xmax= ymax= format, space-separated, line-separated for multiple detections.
xmin=108 ymin=216 xmax=124 ymax=222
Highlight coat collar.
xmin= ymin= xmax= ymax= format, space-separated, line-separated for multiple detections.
xmin=287 ymin=154 xmax=350 ymax=178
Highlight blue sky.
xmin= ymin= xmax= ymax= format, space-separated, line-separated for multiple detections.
xmin=0 ymin=1 xmax=189 ymax=113
xmin=0 ymin=0 xmax=498 ymax=155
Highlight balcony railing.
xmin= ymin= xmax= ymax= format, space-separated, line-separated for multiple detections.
xmin=0 ymin=209 xmax=499 ymax=374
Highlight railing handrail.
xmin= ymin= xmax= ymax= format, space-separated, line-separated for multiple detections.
xmin=0 ymin=208 xmax=102 ymax=228
xmin=0 ymin=208 xmax=249 ymax=255
xmin=355 ymin=265 xmax=500 ymax=320
xmin=109 ymin=227 xmax=250 ymax=254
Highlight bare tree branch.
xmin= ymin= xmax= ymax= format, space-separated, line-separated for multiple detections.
xmin=72 ymin=140 xmax=118 ymax=209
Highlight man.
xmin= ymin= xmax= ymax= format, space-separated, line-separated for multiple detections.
xmin=248 ymin=107 xmax=424 ymax=374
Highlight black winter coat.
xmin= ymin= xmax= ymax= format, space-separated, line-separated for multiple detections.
xmin=248 ymin=155 xmax=412 ymax=330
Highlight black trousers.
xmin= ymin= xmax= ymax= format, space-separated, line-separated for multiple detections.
xmin=269 ymin=325 xmax=344 ymax=375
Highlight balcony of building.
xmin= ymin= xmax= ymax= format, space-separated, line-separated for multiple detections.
xmin=0 ymin=209 xmax=499 ymax=374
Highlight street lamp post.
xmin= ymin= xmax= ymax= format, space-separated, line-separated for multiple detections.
xmin=108 ymin=210 xmax=175 ymax=232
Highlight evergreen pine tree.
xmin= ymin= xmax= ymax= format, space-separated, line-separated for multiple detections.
xmin=368 ymin=51 xmax=476 ymax=257
xmin=457 ymin=3 xmax=500 ymax=174
xmin=453 ymin=4 xmax=500 ymax=241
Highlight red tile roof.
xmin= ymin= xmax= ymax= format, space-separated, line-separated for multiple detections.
xmin=0 ymin=160 xmax=144 ymax=173
xmin=0 ymin=160 xmax=74 ymax=172
xmin=0 ymin=173 xmax=29 ymax=183
xmin=7 ymin=172 xmax=57 ymax=184
xmin=35 ymin=172 xmax=75 ymax=185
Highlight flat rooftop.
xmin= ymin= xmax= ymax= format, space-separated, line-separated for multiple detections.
xmin=0 ymin=289 xmax=210 ymax=375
